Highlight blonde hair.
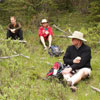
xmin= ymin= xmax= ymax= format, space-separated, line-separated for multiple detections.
xmin=10 ymin=16 xmax=16 ymax=20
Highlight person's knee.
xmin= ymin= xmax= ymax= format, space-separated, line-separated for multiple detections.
xmin=18 ymin=29 xmax=23 ymax=34
xmin=78 ymin=68 xmax=91 ymax=78
xmin=40 ymin=36 xmax=46 ymax=43
xmin=40 ymin=36 xmax=44 ymax=40
xmin=48 ymin=35 xmax=52 ymax=38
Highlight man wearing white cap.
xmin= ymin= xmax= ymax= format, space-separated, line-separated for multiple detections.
xmin=38 ymin=19 xmax=53 ymax=50
xmin=62 ymin=31 xmax=92 ymax=91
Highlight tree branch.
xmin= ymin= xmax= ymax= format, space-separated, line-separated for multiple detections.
xmin=0 ymin=54 xmax=30 ymax=59
xmin=91 ymin=86 xmax=100 ymax=93
xmin=13 ymin=40 xmax=27 ymax=43
xmin=53 ymin=24 xmax=71 ymax=35
xmin=0 ymin=39 xmax=27 ymax=43
xmin=54 ymin=35 xmax=68 ymax=38
xmin=0 ymin=54 xmax=20 ymax=59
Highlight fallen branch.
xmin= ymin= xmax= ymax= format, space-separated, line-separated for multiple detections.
xmin=0 ymin=54 xmax=30 ymax=59
xmin=20 ymin=54 xmax=30 ymax=59
xmin=91 ymin=86 xmax=100 ymax=93
xmin=0 ymin=54 xmax=20 ymax=59
xmin=13 ymin=40 xmax=27 ymax=43
xmin=54 ymin=35 xmax=68 ymax=38
xmin=0 ymin=39 xmax=27 ymax=43
xmin=53 ymin=24 xmax=71 ymax=35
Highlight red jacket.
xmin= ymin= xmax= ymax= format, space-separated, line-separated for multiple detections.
xmin=38 ymin=26 xmax=53 ymax=40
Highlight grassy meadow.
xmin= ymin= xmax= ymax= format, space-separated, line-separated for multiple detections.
xmin=0 ymin=13 xmax=100 ymax=100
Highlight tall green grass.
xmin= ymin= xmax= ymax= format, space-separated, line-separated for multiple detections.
xmin=0 ymin=13 xmax=100 ymax=100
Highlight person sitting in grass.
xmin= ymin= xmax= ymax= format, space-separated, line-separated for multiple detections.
xmin=7 ymin=16 xmax=23 ymax=40
xmin=38 ymin=19 xmax=53 ymax=50
xmin=62 ymin=31 xmax=92 ymax=91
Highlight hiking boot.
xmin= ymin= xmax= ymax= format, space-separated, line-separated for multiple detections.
xmin=70 ymin=86 xmax=77 ymax=92
xmin=67 ymin=81 xmax=77 ymax=92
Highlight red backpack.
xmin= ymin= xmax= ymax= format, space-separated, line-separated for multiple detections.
xmin=46 ymin=62 xmax=64 ymax=79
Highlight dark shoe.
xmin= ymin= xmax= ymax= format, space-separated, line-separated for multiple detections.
xmin=67 ymin=81 xmax=77 ymax=92
xmin=70 ymin=86 xmax=77 ymax=92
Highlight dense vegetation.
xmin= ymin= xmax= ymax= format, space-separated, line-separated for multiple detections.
xmin=0 ymin=0 xmax=100 ymax=100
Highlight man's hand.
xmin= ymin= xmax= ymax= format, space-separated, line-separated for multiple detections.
xmin=62 ymin=67 xmax=72 ymax=74
xmin=10 ymin=29 xmax=16 ymax=33
xmin=73 ymin=56 xmax=81 ymax=64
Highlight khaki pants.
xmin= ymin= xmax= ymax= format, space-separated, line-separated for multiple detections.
xmin=63 ymin=68 xmax=91 ymax=85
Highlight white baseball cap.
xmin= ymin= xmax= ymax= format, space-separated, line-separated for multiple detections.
xmin=41 ymin=19 xmax=48 ymax=24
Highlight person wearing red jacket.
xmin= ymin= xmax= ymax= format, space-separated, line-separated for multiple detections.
xmin=38 ymin=19 xmax=53 ymax=50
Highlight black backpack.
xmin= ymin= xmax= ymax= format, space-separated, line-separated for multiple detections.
xmin=48 ymin=45 xmax=62 ymax=57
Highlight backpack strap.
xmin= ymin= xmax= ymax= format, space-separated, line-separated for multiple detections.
xmin=48 ymin=46 xmax=54 ymax=57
